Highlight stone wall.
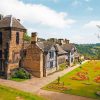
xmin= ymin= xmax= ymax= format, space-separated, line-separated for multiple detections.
xmin=0 ymin=28 xmax=25 ymax=78
xmin=57 ymin=54 xmax=66 ymax=65
xmin=23 ymin=43 xmax=44 ymax=78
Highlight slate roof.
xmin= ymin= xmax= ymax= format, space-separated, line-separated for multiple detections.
xmin=55 ymin=44 xmax=67 ymax=55
xmin=37 ymin=41 xmax=54 ymax=52
xmin=0 ymin=15 xmax=26 ymax=30
xmin=37 ymin=41 xmax=67 ymax=55
xmin=61 ymin=43 xmax=76 ymax=52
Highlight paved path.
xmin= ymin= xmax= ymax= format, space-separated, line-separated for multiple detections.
xmin=0 ymin=60 xmax=94 ymax=100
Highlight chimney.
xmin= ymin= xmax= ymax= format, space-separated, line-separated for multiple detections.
xmin=31 ymin=32 xmax=37 ymax=44
xmin=0 ymin=14 xmax=3 ymax=20
xmin=65 ymin=39 xmax=69 ymax=44
xmin=58 ymin=39 xmax=64 ymax=45
xmin=17 ymin=19 xmax=20 ymax=22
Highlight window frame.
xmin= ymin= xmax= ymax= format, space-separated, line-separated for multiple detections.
xmin=16 ymin=32 xmax=19 ymax=44
xmin=0 ymin=32 xmax=2 ymax=45
xmin=50 ymin=61 xmax=53 ymax=68
xmin=49 ymin=51 xmax=54 ymax=58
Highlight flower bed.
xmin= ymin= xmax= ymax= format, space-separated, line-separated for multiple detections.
xmin=47 ymin=83 xmax=70 ymax=91
xmin=94 ymin=75 xmax=100 ymax=83
xmin=71 ymin=72 xmax=89 ymax=81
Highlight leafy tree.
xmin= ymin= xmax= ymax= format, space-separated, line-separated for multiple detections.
xmin=96 ymin=48 xmax=100 ymax=59
xmin=24 ymin=33 xmax=31 ymax=41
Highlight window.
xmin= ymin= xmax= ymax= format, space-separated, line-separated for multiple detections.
xmin=16 ymin=32 xmax=19 ymax=44
xmin=0 ymin=32 xmax=2 ymax=45
xmin=0 ymin=50 xmax=2 ymax=58
xmin=50 ymin=61 xmax=53 ymax=68
xmin=71 ymin=58 xmax=73 ymax=62
xmin=4 ymin=49 xmax=8 ymax=59
xmin=6 ymin=43 xmax=9 ymax=49
xmin=0 ymin=60 xmax=2 ymax=70
xmin=49 ymin=51 xmax=54 ymax=58
xmin=23 ymin=50 xmax=27 ymax=57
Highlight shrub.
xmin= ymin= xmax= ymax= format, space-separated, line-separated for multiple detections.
xmin=12 ymin=68 xmax=31 ymax=79
xmin=59 ymin=63 xmax=67 ymax=71
xmin=57 ymin=76 xmax=60 ymax=84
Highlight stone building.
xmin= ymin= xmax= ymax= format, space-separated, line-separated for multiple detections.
xmin=23 ymin=32 xmax=67 ymax=77
xmin=0 ymin=15 xmax=77 ymax=78
xmin=55 ymin=44 xmax=67 ymax=66
xmin=61 ymin=44 xmax=76 ymax=66
xmin=0 ymin=15 xmax=26 ymax=78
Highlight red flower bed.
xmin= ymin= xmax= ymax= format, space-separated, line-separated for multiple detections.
xmin=71 ymin=72 xmax=89 ymax=81
xmin=94 ymin=67 xmax=100 ymax=71
xmin=94 ymin=75 xmax=100 ymax=83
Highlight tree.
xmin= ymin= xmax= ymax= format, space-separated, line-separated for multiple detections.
xmin=96 ymin=48 xmax=100 ymax=60
xmin=24 ymin=33 xmax=31 ymax=41
xmin=96 ymin=25 xmax=100 ymax=59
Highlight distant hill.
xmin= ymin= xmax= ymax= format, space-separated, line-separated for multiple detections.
xmin=75 ymin=43 xmax=100 ymax=59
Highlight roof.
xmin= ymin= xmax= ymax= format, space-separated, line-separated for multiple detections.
xmin=61 ymin=43 xmax=76 ymax=52
xmin=0 ymin=15 xmax=26 ymax=30
xmin=24 ymin=41 xmax=30 ymax=49
xmin=37 ymin=41 xmax=54 ymax=53
xmin=37 ymin=41 xmax=67 ymax=55
xmin=55 ymin=44 xmax=67 ymax=55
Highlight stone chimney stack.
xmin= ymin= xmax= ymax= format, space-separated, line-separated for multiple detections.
xmin=65 ymin=39 xmax=69 ymax=44
xmin=17 ymin=19 xmax=20 ymax=22
xmin=58 ymin=39 xmax=64 ymax=45
xmin=0 ymin=14 xmax=3 ymax=20
xmin=31 ymin=32 xmax=37 ymax=44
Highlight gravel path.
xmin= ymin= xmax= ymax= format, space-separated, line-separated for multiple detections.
xmin=0 ymin=60 xmax=95 ymax=100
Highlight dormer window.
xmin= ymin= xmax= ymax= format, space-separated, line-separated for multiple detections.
xmin=16 ymin=32 xmax=19 ymax=44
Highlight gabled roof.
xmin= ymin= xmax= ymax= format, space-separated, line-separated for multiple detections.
xmin=37 ymin=41 xmax=55 ymax=53
xmin=37 ymin=41 xmax=67 ymax=55
xmin=61 ymin=43 xmax=76 ymax=52
xmin=0 ymin=15 xmax=26 ymax=30
xmin=24 ymin=41 xmax=30 ymax=49
xmin=55 ymin=44 xmax=67 ymax=55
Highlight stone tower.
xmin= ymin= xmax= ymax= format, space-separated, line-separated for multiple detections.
xmin=0 ymin=15 xmax=26 ymax=79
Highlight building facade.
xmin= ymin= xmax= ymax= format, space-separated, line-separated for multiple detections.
xmin=0 ymin=15 xmax=26 ymax=78
xmin=0 ymin=15 xmax=77 ymax=78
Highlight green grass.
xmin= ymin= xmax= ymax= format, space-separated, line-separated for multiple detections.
xmin=10 ymin=77 xmax=27 ymax=82
xmin=0 ymin=85 xmax=47 ymax=100
xmin=43 ymin=60 xmax=100 ymax=99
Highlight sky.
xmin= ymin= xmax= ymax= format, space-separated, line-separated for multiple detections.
xmin=0 ymin=0 xmax=100 ymax=44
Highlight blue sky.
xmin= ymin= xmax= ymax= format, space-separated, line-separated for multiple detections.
xmin=0 ymin=0 xmax=100 ymax=43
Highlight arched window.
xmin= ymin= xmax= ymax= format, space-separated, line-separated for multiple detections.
xmin=16 ymin=32 xmax=19 ymax=44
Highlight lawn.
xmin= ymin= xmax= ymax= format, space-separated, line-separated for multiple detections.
xmin=10 ymin=77 xmax=27 ymax=82
xmin=43 ymin=60 xmax=100 ymax=99
xmin=0 ymin=85 xmax=47 ymax=100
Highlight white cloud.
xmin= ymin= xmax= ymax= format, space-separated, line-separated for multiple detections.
xmin=84 ymin=21 xmax=100 ymax=29
xmin=51 ymin=0 xmax=58 ymax=3
xmin=85 ymin=0 xmax=90 ymax=2
xmin=0 ymin=0 xmax=75 ymax=28
xmin=71 ymin=0 xmax=81 ymax=6
xmin=87 ymin=7 xmax=93 ymax=11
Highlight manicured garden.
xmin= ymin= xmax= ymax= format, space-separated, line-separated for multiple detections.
xmin=0 ymin=85 xmax=47 ymax=100
xmin=43 ymin=60 xmax=100 ymax=99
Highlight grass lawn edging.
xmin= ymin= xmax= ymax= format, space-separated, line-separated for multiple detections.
xmin=0 ymin=84 xmax=47 ymax=100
